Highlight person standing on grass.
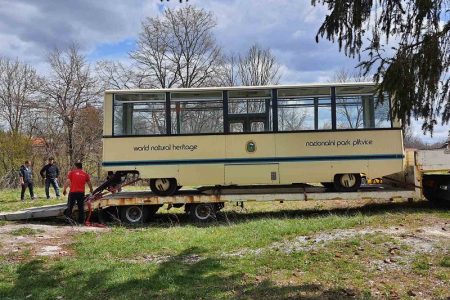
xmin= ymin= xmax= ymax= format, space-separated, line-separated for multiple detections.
xmin=62 ymin=162 xmax=93 ymax=225
xmin=40 ymin=157 xmax=60 ymax=199
xmin=19 ymin=160 xmax=35 ymax=201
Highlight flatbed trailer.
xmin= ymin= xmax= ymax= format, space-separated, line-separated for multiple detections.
xmin=99 ymin=186 xmax=416 ymax=207
xmin=0 ymin=185 xmax=417 ymax=222
xmin=0 ymin=149 xmax=448 ymax=223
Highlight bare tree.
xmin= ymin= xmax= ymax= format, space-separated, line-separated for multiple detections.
xmin=40 ymin=44 xmax=99 ymax=167
xmin=31 ymin=106 xmax=66 ymax=165
xmin=237 ymin=44 xmax=281 ymax=86
xmin=96 ymin=60 xmax=152 ymax=90
xmin=131 ymin=5 xmax=223 ymax=88
xmin=331 ymin=68 xmax=372 ymax=83
xmin=403 ymin=125 xmax=447 ymax=149
xmin=218 ymin=53 xmax=239 ymax=87
xmin=0 ymin=57 xmax=39 ymax=134
xmin=73 ymin=105 xmax=103 ymax=181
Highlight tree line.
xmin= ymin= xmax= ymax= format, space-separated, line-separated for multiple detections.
xmin=2 ymin=2 xmax=449 ymax=187
xmin=0 ymin=5 xmax=280 ymax=187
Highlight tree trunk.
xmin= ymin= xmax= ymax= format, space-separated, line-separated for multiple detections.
xmin=66 ymin=121 xmax=74 ymax=167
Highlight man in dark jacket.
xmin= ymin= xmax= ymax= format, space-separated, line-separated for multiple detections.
xmin=19 ymin=160 xmax=35 ymax=201
xmin=40 ymin=157 xmax=60 ymax=199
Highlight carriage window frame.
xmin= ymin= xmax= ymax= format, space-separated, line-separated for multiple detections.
xmin=112 ymin=93 xmax=166 ymax=136
xmin=110 ymin=86 xmax=394 ymax=137
xmin=170 ymin=91 xmax=224 ymax=135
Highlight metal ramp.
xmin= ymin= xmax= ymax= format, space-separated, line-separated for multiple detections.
xmin=0 ymin=204 xmax=67 ymax=221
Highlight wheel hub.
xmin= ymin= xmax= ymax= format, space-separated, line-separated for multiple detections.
xmin=340 ymin=174 xmax=357 ymax=188
xmin=155 ymin=179 xmax=170 ymax=191
xmin=126 ymin=206 xmax=143 ymax=222
xmin=195 ymin=205 xmax=212 ymax=220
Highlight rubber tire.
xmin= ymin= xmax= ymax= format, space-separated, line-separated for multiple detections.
xmin=333 ymin=173 xmax=361 ymax=192
xmin=187 ymin=203 xmax=216 ymax=222
xmin=422 ymin=176 xmax=450 ymax=208
xmin=150 ymin=178 xmax=178 ymax=196
xmin=119 ymin=205 xmax=149 ymax=224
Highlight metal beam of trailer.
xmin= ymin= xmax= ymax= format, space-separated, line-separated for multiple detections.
xmin=95 ymin=189 xmax=417 ymax=208
xmin=0 ymin=187 xmax=418 ymax=221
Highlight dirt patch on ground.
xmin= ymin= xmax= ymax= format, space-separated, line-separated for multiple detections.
xmin=224 ymin=223 xmax=450 ymax=258
xmin=123 ymin=253 xmax=205 ymax=265
xmin=121 ymin=222 xmax=449 ymax=267
xmin=0 ymin=223 xmax=109 ymax=259
xmin=225 ymin=222 xmax=449 ymax=299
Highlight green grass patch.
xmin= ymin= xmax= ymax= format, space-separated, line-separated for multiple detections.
xmin=1 ymin=187 xmax=450 ymax=299
xmin=412 ymin=255 xmax=432 ymax=274
xmin=0 ymin=188 xmax=64 ymax=213
xmin=439 ymin=255 xmax=450 ymax=268
xmin=74 ymin=213 xmax=373 ymax=258
xmin=0 ymin=186 xmax=147 ymax=213
xmin=9 ymin=227 xmax=45 ymax=236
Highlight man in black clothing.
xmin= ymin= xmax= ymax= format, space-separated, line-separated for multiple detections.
xmin=19 ymin=160 xmax=35 ymax=201
xmin=40 ymin=157 xmax=60 ymax=199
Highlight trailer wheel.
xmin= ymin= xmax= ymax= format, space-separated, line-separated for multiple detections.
xmin=150 ymin=178 xmax=178 ymax=196
xmin=422 ymin=175 xmax=450 ymax=207
xmin=187 ymin=203 xmax=216 ymax=222
xmin=120 ymin=205 xmax=148 ymax=224
xmin=333 ymin=173 xmax=361 ymax=192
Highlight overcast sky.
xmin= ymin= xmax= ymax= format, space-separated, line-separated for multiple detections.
xmin=0 ymin=0 xmax=447 ymax=141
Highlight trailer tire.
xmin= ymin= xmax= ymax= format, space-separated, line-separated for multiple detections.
xmin=150 ymin=178 xmax=178 ymax=196
xmin=333 ymin=173 xmax=361 ymax=192
xmin=120 ymin=205 xmax=149 ymax=224
xmin=423 ymin=175 xmax=450 ymax=208
xmin=187 ymin=203 xmax=217 ymax=222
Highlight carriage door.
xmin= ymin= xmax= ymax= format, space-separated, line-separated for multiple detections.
xmin=225 ymin=90 xmax=279 ymax=185
xmin=228 ymin=114 xmax=267 ymax=133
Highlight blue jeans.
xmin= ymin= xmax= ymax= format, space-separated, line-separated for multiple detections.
xmin=45 ymin=178 xmax=60 ymax=198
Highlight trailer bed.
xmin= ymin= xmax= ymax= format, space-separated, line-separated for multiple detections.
xmin=0 ymin=186 xmax=417 ymax=221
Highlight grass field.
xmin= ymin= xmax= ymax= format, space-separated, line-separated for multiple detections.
xmin=0 ymin=188 xmax=64 ymax=212
xmin=0 ymin=188 xmax=449 ymax=299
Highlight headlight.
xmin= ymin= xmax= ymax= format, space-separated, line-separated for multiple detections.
xmin=440 ymin=185 xmax=449 ymax=190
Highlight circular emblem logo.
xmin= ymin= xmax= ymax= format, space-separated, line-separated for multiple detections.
xmin=246 ymin=141 xmax=256 ymax=153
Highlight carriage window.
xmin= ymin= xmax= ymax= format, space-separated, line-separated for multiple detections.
xmin=113 ymin=93 xmax=166 ymax=135
xmin=336 ymin=96 xmax=365 ymax=129
xmin=278 ymin=99 xmax=315 ymax=131
xmin=335 ymin=85 xmax=392 ymax=129
xmin=251 ymin=121 xmax=265 ymax=132
xmin=372 ymin=95 xmax=391 ymax=128
xmin=278 ymin=87 xmax=331 ymax=131
xmin=171 ymin=91 xmax=223 ymax=134
xmin=318 ymin=98 xmax=332 ymax=129
xmin=228 ymin=89 xmax=272 ymax=132
xmin=230 ymin=123 xmax=244 ymax=132
xmin=228 ymin=89 xmax=271 ymax=115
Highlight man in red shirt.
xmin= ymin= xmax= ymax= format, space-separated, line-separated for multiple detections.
xmin=62 ymin=162 xmax=93 ymax=224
